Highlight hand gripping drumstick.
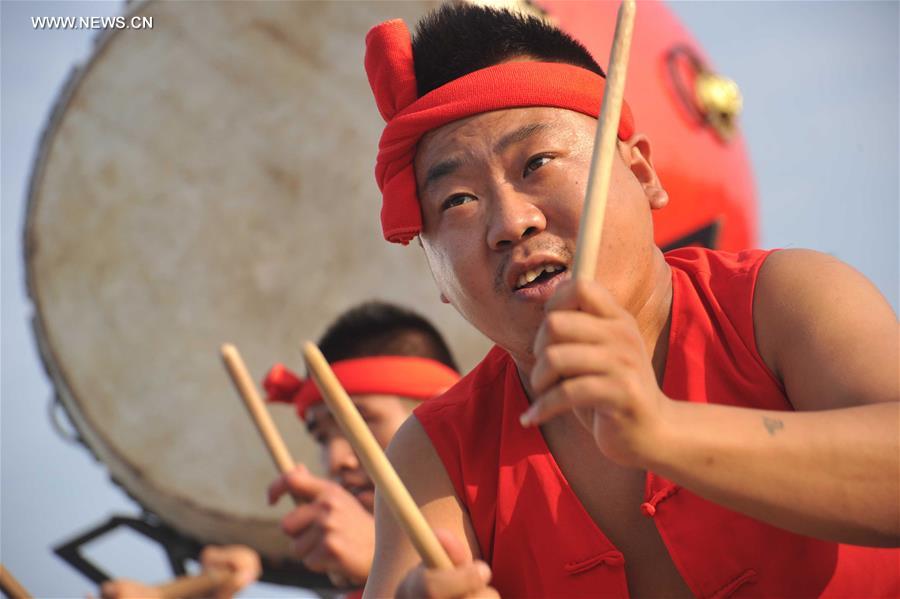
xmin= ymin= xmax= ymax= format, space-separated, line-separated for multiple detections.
xmin=153 ymin=570 xmax=232 ymax=599
xmin=0 ymin=564 xmax=33 ymax=599
xmin=572 ymin=0 xmax=637 ymax=281
xmin=220 ymin=343 xmax=353 ymax=589
xmin=302 ymin=342 xmax=454 ymax=570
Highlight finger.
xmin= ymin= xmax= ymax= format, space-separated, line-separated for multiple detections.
xmin=471 ymin=586 xmax=502 ymax=599
xmin=281 ymin=502 xmax=320 ymax=537
xmin=534 ymin=310 xmax=611 ymax=355
xmin=200 ymin=545 xmax=227 ymax=569
xmin=292 ymin=523 xmax=324 ymax=562
xmin=530 ymin=343 xmax=613 ymax=396
xmin=99 ymin=580 xmax=160 ymax=599
xmin=268 ymin=464 xmax=328 ymax=504
xmin=326 ymin=570 xmax=351 ymax=589
xmin=225 ymin=545 xmax=262 ymax=588
xmin=520 ymin=376 xmax=618 ymax=427
xmin=268 ymin=465 xmax=302 ymax=504
xmin=300 ymin=540 xmax=339 ymax=574
xmin=201 ymin=545 xmax=261 ymax=591
xmin=546 ymin=279 xmax=625 ymax=318
xmin=417 ymin=562 xmax=492 ymax=599
xmin=433 ymin=528 xmax=473 ymax=567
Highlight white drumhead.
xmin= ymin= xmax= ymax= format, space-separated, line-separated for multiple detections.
xmin=26 ymin=0 xmax=491 ymax=561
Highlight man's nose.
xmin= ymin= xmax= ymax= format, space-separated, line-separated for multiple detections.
xmin=486 ymin=188 xmax=547 ymax=250
xmin=325 ymin=436 xmax=360 ymax=478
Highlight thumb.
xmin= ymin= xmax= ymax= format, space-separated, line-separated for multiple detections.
xmin=433 ymin=528 xmax=472 ymax=568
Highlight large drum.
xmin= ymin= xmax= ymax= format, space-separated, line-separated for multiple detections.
xmin=25 ymin=0 xmax=757 ymax=580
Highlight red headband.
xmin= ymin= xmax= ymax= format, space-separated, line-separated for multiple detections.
xmin=365 ymin=19 xmax=636 ymax=245
xmin=263 ymin=356 xmax=460 ymax=420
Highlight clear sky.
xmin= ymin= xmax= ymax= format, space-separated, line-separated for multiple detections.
xmin=2 ymin=1 xmax=897 ymax=598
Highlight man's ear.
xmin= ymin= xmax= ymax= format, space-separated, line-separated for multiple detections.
xmin=621 ymin=134 xmax=669 ymax=211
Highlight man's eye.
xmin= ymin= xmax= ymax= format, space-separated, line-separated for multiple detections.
xmin=524 ymin=155 xmax=553 ymax=177
xmin=441 ymin=194 xmax=476 ymax=211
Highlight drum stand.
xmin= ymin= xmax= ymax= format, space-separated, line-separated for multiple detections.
xmin=53 ymin=512 xmax=336 ymax=595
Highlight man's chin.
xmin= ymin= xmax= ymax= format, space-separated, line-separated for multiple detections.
xmin=354 ymin=489 xmax=375 ymax=511
xmin=477 ymin=311 xmax=541 ymax=359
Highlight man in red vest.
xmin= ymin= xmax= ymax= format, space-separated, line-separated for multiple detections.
xmin=363 ymin=4 xmax=899 ymax=598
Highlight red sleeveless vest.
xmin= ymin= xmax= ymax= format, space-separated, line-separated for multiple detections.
xmin=415 ymin=248 xmax=900 ymax=598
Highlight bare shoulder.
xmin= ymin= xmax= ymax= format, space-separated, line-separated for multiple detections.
xmin=365 ymin=415 xmax=480 ymax=598
xmin=386 ymin=415 xmax=477 ymax=547
xmin=754 ymin=249 xmax=898 ymax=410
xmin=386 ymin=414 xmax=437 ymax=473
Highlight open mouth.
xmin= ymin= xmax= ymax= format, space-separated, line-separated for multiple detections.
xmin=347 ymin=483 xmax=375 ymax=498
xmin=514 ymin=264 xmax=567 ymax=291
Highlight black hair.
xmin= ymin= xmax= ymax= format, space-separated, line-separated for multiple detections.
xmin=412 ymin=3 xmax=605 ymax=97
xmin=317 ymin=301 xmax=458 ymax=372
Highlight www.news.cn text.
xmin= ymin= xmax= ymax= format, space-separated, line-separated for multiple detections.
xmin=31 ymin=16 xmax=153 ymax=30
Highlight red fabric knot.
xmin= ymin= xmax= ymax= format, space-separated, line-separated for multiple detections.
xmin=262 ymin=357 xmax=460 ymax=420
xmin=641 ymin=483 xmax=680 ymax=517
xmin=364 ymin=18 xmax=637 ymax=245
xmin=365 ymin=20 xmax=417 ymax=121
xmin=710 ymin=569 xmax=759 ymax=599
xmin=263 ymin=363 xmax=304 ymax=405
xmin=564 ymin=550 xmax=626 ymax=575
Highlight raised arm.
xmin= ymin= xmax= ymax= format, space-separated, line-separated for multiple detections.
xmin=364 ymin=415 xmax=494 ymax=598
xmin=526 ymin=249 xmax=899 ymax=547
xmin=652 ymin=249 xmax=899 ymax=545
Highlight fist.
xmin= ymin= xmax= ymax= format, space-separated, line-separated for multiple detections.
xmin=99 ymin=579 xmax=161 ymax=599
xmin=268 ymin=464 xmax=374 ymax=585
xmin=199 ymin=545 xmax=261 ymax=599
xmin=523 ymin=279 xmax=671 ymax=466
xmin=396 ymin=530 xmax=499 ymax=599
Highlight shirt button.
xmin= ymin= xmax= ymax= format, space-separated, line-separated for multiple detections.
xmin=640 ymin=502 xmax=657 ymax=517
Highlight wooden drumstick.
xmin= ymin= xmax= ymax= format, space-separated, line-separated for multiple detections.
xmin=302 ymin=342 xmax=453 ymax=570
xmin=221 ymin=343 xmax=295 ymax=474
xmin=220 ymin=343 xmax=351 ymax=588
xmin=154 ymin=570 xmax=232 ymax=599
xmin=0 ymin=564 xmax=32 ymax=599
xmin=572 ymin=0 xmax=637 ymax=281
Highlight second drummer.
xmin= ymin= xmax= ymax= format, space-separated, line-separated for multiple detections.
xmin=100 ymin=301 xmax=460 ymax=599
xmin=264 ymin=300 xmax=460 ymax=589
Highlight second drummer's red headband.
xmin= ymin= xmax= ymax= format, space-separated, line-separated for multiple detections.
xmin=365 ymin=19 xmax=636 ymax=245
xmin=263 ymin=356 xmax=460 ymax=420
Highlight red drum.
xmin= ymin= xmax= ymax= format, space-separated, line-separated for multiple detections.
xmin=535 ymin=0 xmax=758 ymax=250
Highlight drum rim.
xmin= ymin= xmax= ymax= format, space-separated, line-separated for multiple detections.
xmin=21 ymin=0 xmax=296 ymax=554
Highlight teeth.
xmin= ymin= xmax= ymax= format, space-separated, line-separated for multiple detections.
xmin=515 ymin=264 xmax=564 ymax=289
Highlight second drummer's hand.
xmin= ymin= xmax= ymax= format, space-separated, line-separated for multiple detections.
xmin=268 ymin=464 xmax=374 ymax=584
xmin=396 ymin=529 xmax=499 ymax=599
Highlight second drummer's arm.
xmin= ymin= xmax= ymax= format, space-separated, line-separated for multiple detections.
xmin=364 ymin=416 xmax=488 ymax=598
xmin=649 ymin=250 xmax=899 ymax=546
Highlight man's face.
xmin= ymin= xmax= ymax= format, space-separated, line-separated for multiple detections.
xmin=414 ymin=107 xmax=665 ymax=366
xmin=304 ymin=395 xmax=414 ymax=511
